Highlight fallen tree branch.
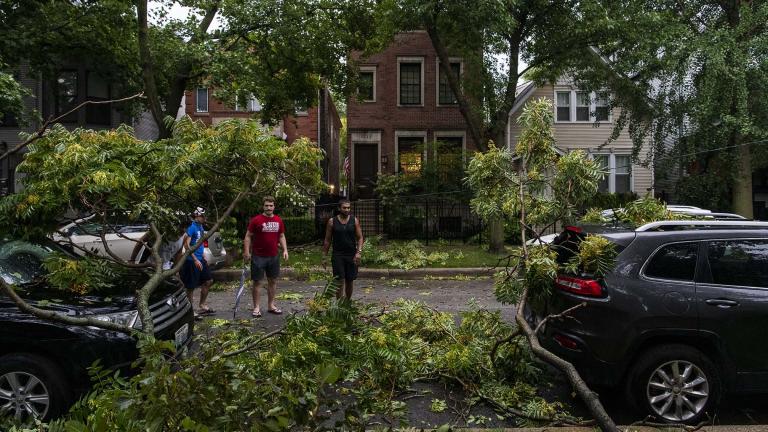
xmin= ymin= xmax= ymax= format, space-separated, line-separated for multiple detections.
xmin=0 ymin=279 xmax=133 ymax=333
xmin=534 ymin=301 xmax=586 ymax=335
xmin=221 ymin=327 xmax=284 ymax=358
xmin=0 ymin=92 xmax=145 ymax=162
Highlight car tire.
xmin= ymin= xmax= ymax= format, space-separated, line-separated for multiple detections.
xmin=626 ymin=344 xmax=721 ymax=424
xmin=0 ymin=353 xmax=72 ymax=421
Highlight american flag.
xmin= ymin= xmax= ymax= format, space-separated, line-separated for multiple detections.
xmin=343 ymin=156 xmax=350 ymax=177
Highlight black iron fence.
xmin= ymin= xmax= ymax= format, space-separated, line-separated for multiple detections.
xmin=311 ymin=196 xmax=484 ymax=245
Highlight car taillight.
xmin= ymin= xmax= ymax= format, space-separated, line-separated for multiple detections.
xmin=553 ymin=333 xmax=579 ymax=350
xmin=564 ymin=225 xmax=582 ymax=233
xmin=203 ymin=240 xmax=209 ymax=248
xmin=554 ymin=275 xmax=603 ymax=297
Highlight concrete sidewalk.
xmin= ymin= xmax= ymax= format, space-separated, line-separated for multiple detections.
xmin=458 ymin=428 xmax=768 ymax=431
xmin=212 ymin=266 xmax=495 ymax=281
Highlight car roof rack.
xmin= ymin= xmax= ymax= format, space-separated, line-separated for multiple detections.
xmin=636 ymin=220 xmax=768 ymax=232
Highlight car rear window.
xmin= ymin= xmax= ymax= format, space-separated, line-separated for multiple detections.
xmin=644 ymin=242 xmax=698 ymax=281
xmin=707 ymin=240 xmax=768 ymax=288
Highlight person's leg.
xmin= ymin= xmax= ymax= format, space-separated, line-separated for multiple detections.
xmin=266 ymin=277 xmax=278 ymax=311
xmin=199 ymin=260 xmax=213 ymax=311
xmin=331 ymin=255 xmax=345 ymax=299
xmin=186 ymin=288 xmax=195 ymax=307
xmin=251 ymin=256 xmax=265 ymax=315
xmin=344 ymin=279 xmax=354 ymax=300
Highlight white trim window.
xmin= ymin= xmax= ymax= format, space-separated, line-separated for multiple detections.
xmin=433 ymin=131 xmax=466 ymax=182
xmin=235 ymin=95 xmax=260 ymax=112
xmin=358 ymin=66 xmax=376 ymax=102
xmin=555 ymin=89 xmax=612 ymax=123
xmin=395 ymin=131 xmax=427 ymax=176
xmin=397 ymin=57 xmax=424 ymax=106
xmin=556 ymin=91 xmax=571 ymax=121
xmin=594 ymin=154 xmax=632 ymax=193
xmin=196 ymin=88 xmax=209 ymax=113
xmin=436 ymin=59 xmax=462 ymax=106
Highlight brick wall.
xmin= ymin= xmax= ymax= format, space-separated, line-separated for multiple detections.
xmin=346 ymin=32 xmax=474 ymax=189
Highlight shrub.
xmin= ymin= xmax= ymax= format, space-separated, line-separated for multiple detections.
xmin=282 ymin=216 xmax=318 ymax=245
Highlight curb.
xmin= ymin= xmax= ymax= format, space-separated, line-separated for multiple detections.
xmin=211 ymin=267 xmax=495 ymax=282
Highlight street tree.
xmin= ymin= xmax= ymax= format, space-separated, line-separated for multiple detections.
xmin=0 ymin=0 xmax=375 ymax=139
xmin=467 ymin=98 xmax=620 ymax=431
xmin=369 ymin=0 xmax=612 ymax=252
xmin=0 ymin=118 xmax=325 ymax=334
xmin=569 ymin=0 xmax=768 ymax=216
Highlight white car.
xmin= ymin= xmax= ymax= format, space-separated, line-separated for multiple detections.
xmin=53 ymin=218 xmax=228 ymax=269
xmin=525 ymin=206 xmax=747 ymax=246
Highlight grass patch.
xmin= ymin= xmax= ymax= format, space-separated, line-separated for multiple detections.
xmin=285 ymin=241 xmax=516 ymax=269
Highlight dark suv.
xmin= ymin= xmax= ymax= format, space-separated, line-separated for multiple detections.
xmin=534 ymin=220 xmax=768 ymax=423
xmin=0 ymin=239 xmax=194 ymax=421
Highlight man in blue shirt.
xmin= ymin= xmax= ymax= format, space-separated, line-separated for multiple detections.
xmin=180 ymin=207 xmax=215 ymax=316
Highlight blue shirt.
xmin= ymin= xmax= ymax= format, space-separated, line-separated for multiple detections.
xmin=186 ymin=222 xmax=205 ymax=261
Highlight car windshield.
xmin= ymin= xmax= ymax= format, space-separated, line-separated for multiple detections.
xmin=0 ymin=240 xmax=54 ymax=285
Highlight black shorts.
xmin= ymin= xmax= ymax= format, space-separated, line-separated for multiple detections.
xmin=180 ymin=258 xmax=212 ymax=289
xmin=251 ymin=255 xmax=280 ymax=281
xmin=332 ymin=254 xmax=358 ymax=281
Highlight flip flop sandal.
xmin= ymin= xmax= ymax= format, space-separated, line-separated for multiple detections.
xmin=267 ymin=308 xmax=282 ymax=315
xmin=200 ymin=308 xmax=217 ymax=315
xmin=252 ymin=310 xmax=262 ymax=318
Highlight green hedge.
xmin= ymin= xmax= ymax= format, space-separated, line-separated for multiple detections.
xmin=282 ymin=216 xmax=319 ymax=245
xmin=582 ymin=192 xmax=639 ymax=211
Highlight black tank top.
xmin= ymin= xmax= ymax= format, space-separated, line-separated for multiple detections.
xmin=332 ymin=216 xmax=357 ymax=255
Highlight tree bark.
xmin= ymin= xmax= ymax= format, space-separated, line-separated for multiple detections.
xmin=488 ymin=217 xmax=505 ymax=254
xmin=136 ymin=0 xmax=169 ymax=139
xmin=732 ymin=141 xmax=753 ymax=218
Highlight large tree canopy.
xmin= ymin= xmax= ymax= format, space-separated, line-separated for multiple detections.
xmin=0 ymin=0 xmax=375 ymax=138
xmin=569 ymin=0 xmax=768 ymax=215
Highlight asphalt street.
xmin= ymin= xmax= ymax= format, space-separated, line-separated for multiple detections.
xmin=195 ymin=277 xmax=768 ymax=428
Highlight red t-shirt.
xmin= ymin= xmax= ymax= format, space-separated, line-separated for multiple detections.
xmin=247 ymin=214 xmax=285 ymax=257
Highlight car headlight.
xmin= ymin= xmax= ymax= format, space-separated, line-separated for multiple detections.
xmin=91 ymin=310 xmax=139 ymax=329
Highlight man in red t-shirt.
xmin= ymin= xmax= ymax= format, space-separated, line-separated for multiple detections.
xmin=243 ymin=196 xmax=288 ymax=317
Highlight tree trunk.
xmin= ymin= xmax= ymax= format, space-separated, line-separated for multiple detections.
xmin=488 ymin=217 xmax=505 ymax=254
xmin=732 ymin=142 xmax=753 ymax=218
xmin=136 ymin=0 xmax=170 ymax=139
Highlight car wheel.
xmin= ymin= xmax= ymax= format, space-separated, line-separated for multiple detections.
xmin=0 ymin=353 xmax=71 ymax=421
xmin=627 ymin=344 xmax=720 ymax=424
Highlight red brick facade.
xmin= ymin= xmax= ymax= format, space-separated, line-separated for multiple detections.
xmin=183 ymin=88 xmax=341 ymax=190
xmin=346 ymin=32 xmax=474 ymax=198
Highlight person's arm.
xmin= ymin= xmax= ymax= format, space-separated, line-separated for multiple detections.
xmin=184 ymin=232 xmax=203 ymax=270
xmin=279 ymin=232 xmax=288 ymax=260
xmin=243 ymin=230 xmax=253 ymax=261
xmin=322 ymin=218 xmax=333 ymax=267
xmin=354 ymin=217 xmax=364 ymax=265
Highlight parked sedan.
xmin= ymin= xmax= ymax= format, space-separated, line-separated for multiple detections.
xmin=53 ymin=217 xmax=227 ymax=269
xmin=0 ymin=238 xmax=193 ymax=421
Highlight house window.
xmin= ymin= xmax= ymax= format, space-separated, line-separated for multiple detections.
xmin=1 ymin=72 xmax=21 ymax=127
xmin=399 ymin=60 xmax=422 ymax=105
xmin=55 ymin=70 xmax=78 ymax=122
xmin=86 ymin=72 xmax=111 ymax=125
xmin=196 ymin=88 xmax=208 ymax=113
xmin=595 ymin=94 xmax=610 ymax=121
xmin=615 ymin=155 xmax=631 ymax=193
xmin=235 ymin=95 xmax=260 ymax=112
xmin=438 ymin=62 xmax=460 ymax=105
xmin=397 ymin=136 xmax=424 ymax=176
xmin=358 ymin=67 xmax=376 ymax=102
xmin=576 ymin=91 xmax=590 ymax=121
xmin=594 ymin=154 xmax=632 ymax=194
xmin=434 ymin=135 xmax=464 ymax=182
xmin=556 ymin=89 xmax=612 ymax=122
xmin=556 ymin=91 xmax=570 ymax=121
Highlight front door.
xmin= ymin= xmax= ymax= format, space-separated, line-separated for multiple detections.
xmin=696 ymin=239 xmax=768 ymax=391
xmin=354 ymin=143 xmax=378 ymax=199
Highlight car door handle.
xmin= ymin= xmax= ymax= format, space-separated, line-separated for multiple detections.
xmin=705 ymin=299 xmax=739 ymax=308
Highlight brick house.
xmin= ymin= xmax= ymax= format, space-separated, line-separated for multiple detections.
xmin=346 ymin=31 xmax=476 ymax=199
xmin=184 ymin=87 xmax=342 ymax=192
